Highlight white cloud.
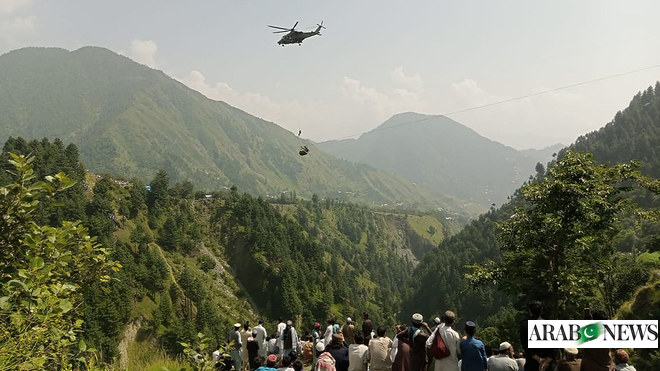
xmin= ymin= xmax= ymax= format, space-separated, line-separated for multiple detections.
xmin=0 ymin=0 xmax=35 ymax=45
xmin=0 ymin=0 xmax=31 ymax=15
xmin=129 ymin=39 xmax=158 ymax=68
xmin=391 ymin=66 xmax=423 ymax=92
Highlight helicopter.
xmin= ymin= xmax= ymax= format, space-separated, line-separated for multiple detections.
xmin=268 ymin=21 xmax=325 ymax=46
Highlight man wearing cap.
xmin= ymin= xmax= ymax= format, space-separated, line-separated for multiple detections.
xmin=426 ymin=311 xmax=460 ymax=371
xmin=487 ymin=342 xmax=518 ymax=371
xmin=557 ymin=348 xmax=580 ymax=371
xmin=342 ymin=317 xmax=356 ymax=345
xmin=257 ymin=354 xmax=279 ymax=371
xmin=255 ymin=319 xmax=269 ymax=358
xmin=408 ymin=313 xmax=431 ymax=371
xmin=459 ymin=321 xmax=487 ymax=371
xmin=230 ymin=323 xmax=244 ymax=371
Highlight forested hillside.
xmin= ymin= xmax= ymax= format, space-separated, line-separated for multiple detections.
xmin=403 ymin=83 xmax=660 ymax=360
xmin=0 ymin=46 xmax=470 ymax=213
xmin=0 ymin=137 xmax=452 ymax=369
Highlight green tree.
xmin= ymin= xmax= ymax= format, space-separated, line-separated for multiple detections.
xmin=0 ymin=154 xmax=120 ymax=369
xmin=467 ymin=151 xmax=658 ymax=319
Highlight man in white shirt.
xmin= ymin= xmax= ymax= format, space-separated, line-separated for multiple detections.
xmin=323 ymin=318 xmax=335 ymax=346
xmin=254 ymin=319 xmax=269 ymax=357
xmin=487 ymin=342 xmax=519 ymax=371
xmin=426 ymin=311 xmax=460 ymax=371
xmin=348 ymin=331 xmax=370 ymax=371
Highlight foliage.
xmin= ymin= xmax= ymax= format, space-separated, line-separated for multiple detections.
xmin=467 ymin=151 xmax=658 ymax=319
xmin=0 ymin=153 xmax=120 ymax=370
xmin=180 ymin=332 xmax=231 ymax=371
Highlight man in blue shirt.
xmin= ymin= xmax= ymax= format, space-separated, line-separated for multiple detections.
xmin=459 ymin=321 xmax=487 ymax=371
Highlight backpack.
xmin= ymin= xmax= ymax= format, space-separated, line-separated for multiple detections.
xmin=315 ymin=352 xmax=336 ymax=371
xmin=429 ymin=328 xmax=450 ymax=359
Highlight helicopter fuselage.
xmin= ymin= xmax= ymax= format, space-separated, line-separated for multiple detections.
xmin=278 ymin=30 xmax=318 ymax=45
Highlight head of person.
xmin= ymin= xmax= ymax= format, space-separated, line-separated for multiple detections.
xmin=252 ymin=330 xmax=257 ymax=338
xmin=331 ymin=333 xmax=343 ymax=347
xmin=278 ymin=317 xmax=284 ymax=323
xmin=614 ymin=349 xmax=630 ymax=364
xmin=315 ymin=340 xmax=326 ymax=354
xmin=443 ymin=311 xmax=456 ymax=326
xmin=281 ymin=355 xmax=292 ymax=367
xmin=286 ymin=320 xmax=293 ymax=327
xmin=411 ymin=313 xmax=423 ymax=327
xmin=464 ymin=321 xmax=477 ymax=337
xmin=376 ymin=325 xmax=387 ymax=337
xmin=293 ymin=360 xmax=303 ymax=371
xmin=267 ymin=354 xmax=278 ymax=367
xmin=363 ymin=311 xmax=369 ymax=320
xmin=564 ymin=348 xmax=578 ymax=361
xmin=314 ymin=322 xmax=321 ymax=330
xmin=346 ymin=317 xmax=352 ymax=324
xmin=499 ymin=342 xmax=514 ymax=357
xmin=254 ymin=356 xmax=264 ymax=367
xmin=527 ymin=301 xmax=543 ymax=318
xmin=244 ymin=321 xmax=250 ymax=331
xmin=327 ymin=318 xmax=334 ymax=325
xmin=259 ymin=318 xmax=264 ymax=325
xmin=354 ymin=330 xmax=365 ymax=345
xmin=234 ymin=323 xmax=241 ymax=330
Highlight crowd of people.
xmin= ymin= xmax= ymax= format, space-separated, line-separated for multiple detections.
xmin=205 ymin=304 xmax=638 ymax=371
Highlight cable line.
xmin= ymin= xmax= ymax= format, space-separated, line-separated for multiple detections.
xmin=331 ymin=63 xmax=660 ymax=141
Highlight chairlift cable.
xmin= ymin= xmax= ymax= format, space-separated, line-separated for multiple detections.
xmin=330 ymin=63 xmax=660 ymax=141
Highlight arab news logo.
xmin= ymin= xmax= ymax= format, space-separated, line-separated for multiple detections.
xmin=527 ymin=320 xmax=659 ymax=348
xmin=577 ymin=322 xmax=603 ymax=345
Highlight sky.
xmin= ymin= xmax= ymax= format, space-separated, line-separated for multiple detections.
xmin=1 ymin=0 xmax=659 ymax=150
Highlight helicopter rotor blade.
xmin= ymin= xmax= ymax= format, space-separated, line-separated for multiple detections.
xmin=292 ymin=21 xmax=299 ymax=30
xmin=268 ymin=25 xmax=292 ymax=31
xmin=272 ymin=30 xmax=289 ymax=34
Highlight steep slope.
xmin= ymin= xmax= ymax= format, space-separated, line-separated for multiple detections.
xmin=318 ymin=113 xmax=555 ymax=207
xmin=0 ymin=47 xmax=466 ymax=212
xmin=403 ymin=83 xmax=660 ymax=324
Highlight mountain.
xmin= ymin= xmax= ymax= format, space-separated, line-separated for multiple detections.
xmin=403 ymin=82 xmax=660 ymax=329
xmin=0 ymin=46 xmax=467 ymax=213
xmin=317 ymin=113 xmax=556 ymax=208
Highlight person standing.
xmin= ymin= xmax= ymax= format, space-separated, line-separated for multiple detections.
xmin=247 ymin=330 xmax=261 ymax=371
xmin=362 ymin=312 xmax=374 ymax=345
xmin=391 ymin=326 xmax=412 ymax=371
xmin=230 ymin=323 xmax=244 ymax=371
xmin=459 ymin=321 xmax=487 ymax=371
xmin=487 ymin=342 xmax=518 ymax=371
xmin=368 ymin=326 xmax=393 ymax=371
xmin=557 ymin=348 xmax=580 ymax=371
xmin=324 ymin=318 xmax=336 ymax=347
xmin=341 ymin=317 xmax=356 ymax=345
xmin=348 ymin=331 xmax=370 ymax=371
xmin=280 ymin=320 xmax=300 ymax=357
xmin=242 ymin=322 xmax=252 ymax=371
xmin=254 ymin=319 xmax=269 ymax=358
xmin=408 ymin=314 xmax=431 ymax=371
xmin=326 ymin=334 xmax=350 ymax=371
xmin=519 ymin=301 xmax=554 ymax=371
xmin=426 ymin=311 xmax=461 ymax=371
